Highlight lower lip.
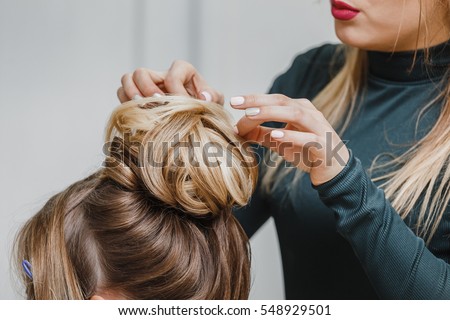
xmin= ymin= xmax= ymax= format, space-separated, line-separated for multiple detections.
xmin=331 ymin=6 xmax=360 ymax=21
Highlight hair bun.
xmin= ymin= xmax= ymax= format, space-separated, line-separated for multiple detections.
xmin=103 ymin=96 xmax=257 ymax=217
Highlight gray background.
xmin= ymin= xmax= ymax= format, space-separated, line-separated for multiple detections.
xmin=0 ymin=0 xmax=336 ymax=299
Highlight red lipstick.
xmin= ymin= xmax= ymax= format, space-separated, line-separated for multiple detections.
xmin=331 ymin=0 xmax=360 ymax=21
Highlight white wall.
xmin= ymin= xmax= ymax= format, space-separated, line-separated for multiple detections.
xmin=0 ymin=0 xmax=336 ymax=299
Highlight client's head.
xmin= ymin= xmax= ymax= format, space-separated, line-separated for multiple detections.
xmin=15 ymin=96 xmax=257 ymax=299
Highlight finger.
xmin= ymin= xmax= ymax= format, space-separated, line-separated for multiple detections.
xmin=236 ymin=123 xmax=313 ymax=148
xmin=164 ymin=60 xmax=196 ymax=96
xmin=236 ymin=105 xmax=329 ymax=137
xmin=165 ymin=61 xmax=224 ymax=103
xmin=230 ymin=93 xmax=310 ymax=109
xmin=196 ymin=87 xmax=224 ymax=105
xmin=121 ymin=73 xmax=144 ymax=100
xmin=238 ymin=126 xmax=316 ymax=168
xmin=269 ymin=128 xmax=350 ymax=184
xmin=189 ymin=73 xmax=224 ymax=104
xmin=237 ymin=125 xmax=273 ymax=144
xmin=132 ymin=68 xmax=165 ymax=97
xmin=269 ymin=129 xmax=328 ymax=172
xmin=235 ymin=123 xmax=297 ymax=152
xmin=230 ymin=94 xmax=317 ymax=114
xmin=269 ymin=129 xmax=324 ymax=156
xmin=117 ymin=87 xmax=129 ymax=103
xmin=235 ymin=125 xmax=297 ymax=161
xmin=235 ymin=122 xmax=311 ymax=152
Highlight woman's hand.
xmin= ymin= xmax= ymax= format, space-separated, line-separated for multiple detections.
xmin=117 ymin=60 xmax=224 ymax=105
xmin=232 ymin=94 xmax=350 ymax=186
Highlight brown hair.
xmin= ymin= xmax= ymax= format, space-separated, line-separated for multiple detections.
xmin=15 ymin=96 xmax=257 ymax=299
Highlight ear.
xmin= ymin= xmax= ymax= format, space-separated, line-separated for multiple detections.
xmin=90 ymin=290 xmax=126 ymax=299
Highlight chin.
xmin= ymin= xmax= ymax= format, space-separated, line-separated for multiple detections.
xmin=334 ymin=23 xmax=392 ymax=52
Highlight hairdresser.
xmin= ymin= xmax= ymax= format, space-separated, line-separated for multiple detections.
xmin=118 ymin=1 xmax=450 ymax=299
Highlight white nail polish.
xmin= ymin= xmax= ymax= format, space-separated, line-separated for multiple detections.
xmin=233 ymin=125 xmax=239 ymax=135
xmin=230 ymin=96 xmax=245 ymax=106
xmin=245 ymin=108 xmax=260 ymax=116
xmin=132 ymin=94 xmax=143 ymax=100
xmin=201 ymin=91 xmax=212 ymax=102
xmin=271 ymin=130 xmax=284 ymax=138
xmin=152 ymin=93 xmax=163 ymax=97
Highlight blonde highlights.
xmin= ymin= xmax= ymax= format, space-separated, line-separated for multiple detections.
xmin=15 ymin=96 xmax=258 ymax=299
xmin=373 ymin=79 xmax=450 ymax=242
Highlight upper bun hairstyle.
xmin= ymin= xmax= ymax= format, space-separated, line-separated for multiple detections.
xmin=16 ymin=95 xmax=256 ymax=300
xmin=103 ymin=96 xmax=258 ymax=217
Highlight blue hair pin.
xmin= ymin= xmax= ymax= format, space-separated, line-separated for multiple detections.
xmin=22 ymin=260 xmax=33 ymax=280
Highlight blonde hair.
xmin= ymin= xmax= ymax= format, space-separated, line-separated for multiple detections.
xmin=262 ymin=2 xmax=450 ymax=244
xmin=15 ymin=96 xmax=257 ymax=299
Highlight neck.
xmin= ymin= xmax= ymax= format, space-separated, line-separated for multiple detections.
xmin=367 ymin=38 xmax=450 ymax=82
xmin=392 ymin=32 xmax=450 ymax=53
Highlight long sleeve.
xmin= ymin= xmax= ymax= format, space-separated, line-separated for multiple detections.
xmin=314 ymin=150 xmax=450 ymax=299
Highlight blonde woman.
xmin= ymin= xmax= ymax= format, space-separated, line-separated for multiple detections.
xmin=118 ymin=1 xmax=450 ymax=299
xmin=15 ymin=96 xmax=257 ymax=299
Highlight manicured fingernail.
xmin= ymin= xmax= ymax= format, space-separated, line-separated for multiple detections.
xmin=271 ymin=130 xmax=284 ymax=138
xmin=152 ymin=93 xmax=163 ymax=97
xmin=132 ymin=94 xmax=143 ymax=100
xmin=245 ymin=108 xmax=260 ymax=116
xmin=230 ymin=96 xmax=245 ymax=106
xmin=233 ymin=125 xmax=239 ymax=134
xmin=201 ymin=91 xmax=212 ymax=102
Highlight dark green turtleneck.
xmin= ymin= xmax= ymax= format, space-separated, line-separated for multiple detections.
xmin=234 ymin=41 xmax=450 ymax=299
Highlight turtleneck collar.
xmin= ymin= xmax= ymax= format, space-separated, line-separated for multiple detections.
xmin=367 ymin=39 xmax=450 ymax=82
